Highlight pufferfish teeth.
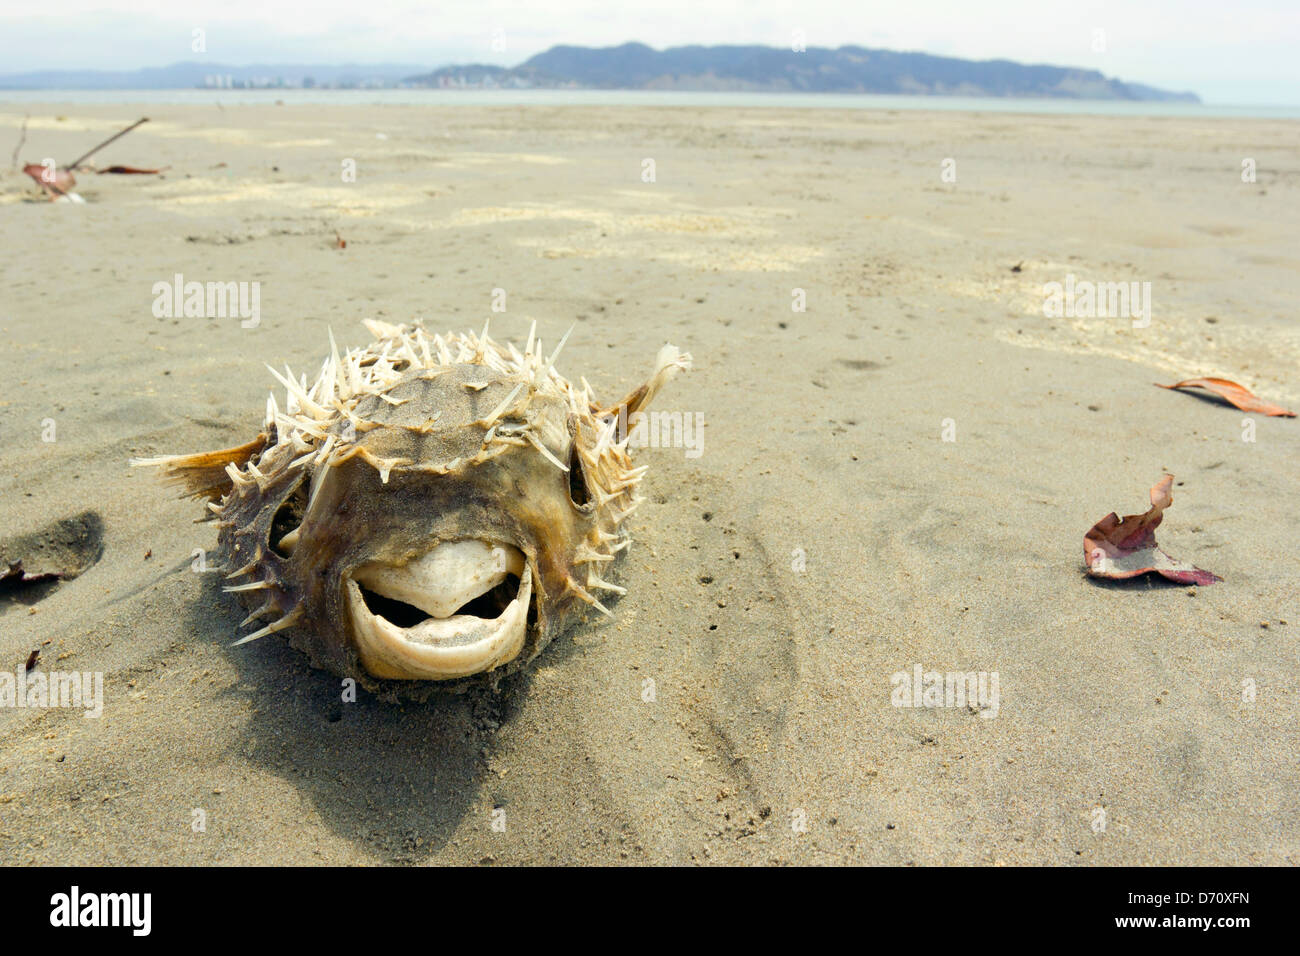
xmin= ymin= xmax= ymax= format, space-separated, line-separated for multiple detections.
xmin=353 ymin=539 xmax=525 ymax=620
xmin=346 ymin=540 xmax=530 ymax=680
xmin=346 ymin=568 xmax=531 ymax=681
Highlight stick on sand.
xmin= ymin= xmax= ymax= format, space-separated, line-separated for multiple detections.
xmin=10 ymin=114 xmax=28 ymax=170
xmin=67 ymin=116 xmax=149 ymax=170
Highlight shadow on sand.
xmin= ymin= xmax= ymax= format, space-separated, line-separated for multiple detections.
xmin=184 ymin=571 xmax=547 ymax=862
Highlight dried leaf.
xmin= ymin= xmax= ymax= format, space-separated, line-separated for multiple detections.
xmin=1157 ymin=377 xmax=1295 ymax=417
xmin=2 ymin=560 xmax=63 ymax=590
xmin=96 ymin=165 xmax=166 ymax=175
xmin=1084 ymin=475 xmax=1220 ymax=586
xmin=21 ymin=162 xmax=75 ymax=200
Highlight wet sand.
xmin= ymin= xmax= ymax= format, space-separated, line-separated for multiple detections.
xmin=1 ymin=103 xmax=1297 ymax=864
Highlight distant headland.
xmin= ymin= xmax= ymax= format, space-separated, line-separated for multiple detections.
xmin=0 ymin=43 xmax=1200 ymax=101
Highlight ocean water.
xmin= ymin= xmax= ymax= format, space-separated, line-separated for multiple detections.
xmin=1 ymin=88 xmax=1297 ymax=119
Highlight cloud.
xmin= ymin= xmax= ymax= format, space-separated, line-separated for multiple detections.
xmin=1 ymin=0 xmax=1297 ymax=101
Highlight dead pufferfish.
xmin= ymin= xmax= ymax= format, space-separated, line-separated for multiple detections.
xmin=134 ymin=319 xmax=690 ymax=692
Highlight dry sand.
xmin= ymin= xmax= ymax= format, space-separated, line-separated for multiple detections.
xmin=0 ymin=103 xmax=1297 ymax=865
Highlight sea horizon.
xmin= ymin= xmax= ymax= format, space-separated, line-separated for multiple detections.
xmin=2 ymin=87 xmax=1297 ymax=119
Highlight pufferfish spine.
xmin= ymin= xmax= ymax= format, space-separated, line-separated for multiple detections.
xmin=133 ymin=318 xmax=691 ymax=695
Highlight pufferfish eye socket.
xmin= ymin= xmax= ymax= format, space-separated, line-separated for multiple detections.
xmin=269 ymin=479 xmax=309 ymax=557
xmin=567 ymin=441 xmax=593 ymax=509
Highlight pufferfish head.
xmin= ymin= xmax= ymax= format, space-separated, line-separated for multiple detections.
xmin=135 ymin=319 xmax=691 ymax=693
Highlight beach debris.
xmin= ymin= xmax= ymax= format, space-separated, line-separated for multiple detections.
xmin=334 ymin=230 xmax=347 ymax=249
xmin=0 ymin=512 xmax=105 ymax=609
xmin=2 ymin=560 xmax=64 ymax=593
xmin=19 ymin=116 xmax=151 ymax=203
xmin=134 ymin=319 xmax=691 ymax=693
xmin=25 ymin=649 xmax=40 ymax=672
xmin=96 ymin=165 xmax=167 ymax=175
xmin=1156 ymin=377 xmax=1294 ymax=417
xmin=1084 ymin=475 xmax=1220 ymax=586
xmin=9 ymin=114 xmax=28 ymax=169
xmin=1010 ymin=261 xmax=1024 ymax=273
xmin=22 ymin=162 xmax=80 ymax=201
xmin=66 ymin=117 xmax=149 ymax=170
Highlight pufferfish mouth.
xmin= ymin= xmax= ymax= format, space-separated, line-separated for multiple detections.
xmin=344 ymin=539 xmax=532 ymax=680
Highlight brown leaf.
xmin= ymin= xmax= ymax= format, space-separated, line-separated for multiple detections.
xmin=1084 ymin=475 xmax=1220 ymax=586
xmin=1156 ymin=377 xmax=1295 ymax=417
xmin=2 ymin=560 xmax=63 ymax=590
xmin=96 ymin=165 xmax=166 ymax=174
xmin=21 ymin=162 xmax=75 ymax=200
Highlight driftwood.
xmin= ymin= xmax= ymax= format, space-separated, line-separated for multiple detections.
xmin=67 ymin=116 xmax=149 ymax=169
xmin=19 ymin=116 xmax=151 ymax=201
xmin=10 ymin=114 xmax=28 ymax=170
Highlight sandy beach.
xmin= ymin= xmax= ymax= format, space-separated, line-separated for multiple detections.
xmin=1 ymin=102 xmax=1297 ymax=865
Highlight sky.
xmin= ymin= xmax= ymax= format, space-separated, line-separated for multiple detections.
xmin=1 ymin=0 xmax=1297 ymax=103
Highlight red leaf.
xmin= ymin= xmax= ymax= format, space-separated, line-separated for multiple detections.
xmin=21 ymin=163 xmax=75 ymax=200
xmin=96 ymin=165 xmax=166 ymax=174
xmin=1084 ymin=475 xmax=1221 ymax=586
xmin=1156 ymin=377 xmax=1295 ymax=417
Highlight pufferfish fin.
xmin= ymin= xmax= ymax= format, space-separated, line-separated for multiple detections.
xmin=130 ymin=432 xmax=270 ymax=501
xmin=597 ymin=343 xmax=692 ymax=419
